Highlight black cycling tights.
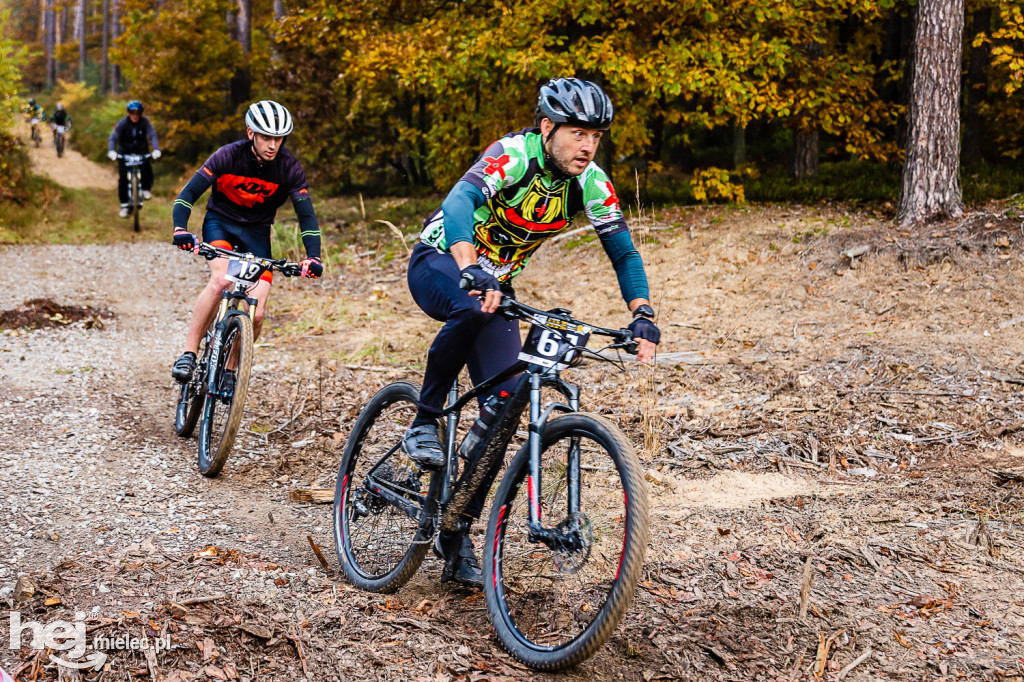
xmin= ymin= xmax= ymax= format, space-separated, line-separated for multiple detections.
xmin=407 ymin=243 xmax=520 ymax=519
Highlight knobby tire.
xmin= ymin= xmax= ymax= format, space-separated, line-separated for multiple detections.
xmin=483 ymin=412 xmax=649 ymax=671
xmin=197 ymin=313 xmax=253 ymax=478
xmin=174 ymin=334 xmax=209 ymax=438
xmin=131 ymin=171 xmax=141 ymax=232
xmin=333 ymin=382 xmax=435 ymax=593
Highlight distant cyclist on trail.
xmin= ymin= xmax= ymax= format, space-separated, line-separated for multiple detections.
xmin=24 ymin=97 xmax=44 ymax=144
xmin=49 ymin=102 xmax=71 ymax=138
xmin=402 ymin=77 xmax=662 ymax=586
xmin=24 ymin=97 xmax=43 ymax=123
xmin=169 ymin=99 xmax=323 ymax=385
xmin=107 ymin=100 xmax=161 ymax=218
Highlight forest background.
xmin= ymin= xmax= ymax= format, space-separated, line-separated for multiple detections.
xmin=1 ymin=0 xmax=1024 ymax=216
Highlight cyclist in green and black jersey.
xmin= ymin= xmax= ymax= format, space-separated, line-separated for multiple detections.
xmin=404 ymin=78 xmax=661 ymax=586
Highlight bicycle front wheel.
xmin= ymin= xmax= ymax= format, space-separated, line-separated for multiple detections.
xmin=131 ymin=171 xmax=141 ymax=232
xmin=484 ymin=413 xmax=649 ymax=671
xmin=197 ymin=314 xmax=253 ymax=477
xmin=55 ymin=133 xmax=64 ymax=157
xmin=333 ymin=382 xmax=435 ymax=593
xmin=174 ymin=336 xmax=209 ymax=438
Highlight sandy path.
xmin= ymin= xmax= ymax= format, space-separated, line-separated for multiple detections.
xmin=18 ymin=119 xmax=117 ymax=190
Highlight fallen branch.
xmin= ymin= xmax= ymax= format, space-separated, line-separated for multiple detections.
xmin=289 ymin=488 xmax=334 ymax=504
xmin=179 ymin=593 xmax=226 ymax=606
xmin=837 ymin=648 xmax=873 ymax=680
xmin=798 ymin=556 xmax=814 ymax=620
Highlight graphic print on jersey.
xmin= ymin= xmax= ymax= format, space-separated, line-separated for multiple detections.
xmin=216 ymin=174 xmax=280 ymax=208
xmin=475 ymin=174 xmax=570 ymax=279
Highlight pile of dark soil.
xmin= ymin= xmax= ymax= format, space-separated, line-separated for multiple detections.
xmin=0 ymin=298 xmax=114 ymax=330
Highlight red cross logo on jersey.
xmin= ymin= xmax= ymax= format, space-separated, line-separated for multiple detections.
xmin=484 ymin=154 xmax=511 ymax=179
xmin=603 ymin=181 xmax=619 ymax=207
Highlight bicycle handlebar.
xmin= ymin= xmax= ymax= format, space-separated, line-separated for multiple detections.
xmin=497 ymin=296 xmax=640 ymax=356
xmin=196 ymin=242 xmax=303 ymax=277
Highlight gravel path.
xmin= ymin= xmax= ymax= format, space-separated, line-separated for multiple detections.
xmin=0 ymin=243 xmax=331 ymax=590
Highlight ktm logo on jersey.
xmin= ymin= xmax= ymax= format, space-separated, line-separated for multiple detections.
xmin=216 ymin=174 xmax=279 ymax=208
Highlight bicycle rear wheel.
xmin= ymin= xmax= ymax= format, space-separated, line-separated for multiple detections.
xmin=333 ymin=382 xmax=436 ymax=593
xmin=197 ymin=313 xmax=253 ymax=477
xmin=131 ymin=171 xmax=141 ymax=232
xmin=174 ymin=335 xmax=209 ymax=438
xmin=484 ymin=413 xmax=649 ymax=671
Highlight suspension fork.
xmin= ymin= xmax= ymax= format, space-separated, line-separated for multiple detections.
xmin=526 ymin=376 xmax=582 ymax=531
xmin=526 ymin=373 xmax=544 ymax=527
xmin=205 ymin=297 xmax=231 ymax=395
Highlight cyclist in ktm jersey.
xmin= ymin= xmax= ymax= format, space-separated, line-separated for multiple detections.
xmin=169 ymin=100 xmax=323 ymax=385
xmin=404 ymin=78 xmax=661 ymax=586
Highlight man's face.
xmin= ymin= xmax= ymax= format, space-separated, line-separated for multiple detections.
xmin=129 ymin=111 xmax=141 ymax=123
xmin=248 ymin=129 xmax=284 ymax=162
xmin=540 ymin=119 xmax=603 ymax=177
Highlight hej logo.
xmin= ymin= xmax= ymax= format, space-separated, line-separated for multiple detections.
xmin=8 ymin=611 xmax=171 ymax=671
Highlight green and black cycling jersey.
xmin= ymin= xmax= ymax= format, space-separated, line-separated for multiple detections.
xmin=419 ymin=127 xmax=648 ymax=302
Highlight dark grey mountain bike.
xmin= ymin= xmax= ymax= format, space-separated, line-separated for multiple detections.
xmin=333 ymin=297 xmax=650 ymax=670
xmin=174 ymin=243 xmax=302 ymax=477
xmin=117 ymin=153 xmax=152 ymax=232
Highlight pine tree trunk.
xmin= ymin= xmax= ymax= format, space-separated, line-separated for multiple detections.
xmin=963 ymin=7 xmax=991 ymax=166
xmin=897 ymin=0 xmax=965 ymax=225
xmin=732 ymin=125 xmax=746 ymax=168
xmin=77 ymin=0 xmax=86 ymax=82
xmin=793 ymin=131 xmax=820 ymax=179
xmin=110 ymin=0 xmax=120 ymax=94
xmin=101 ymin=0 xmax=109 ymax=93
xmin=45 ymin=0 xmax=56 ymax=88
xmin=231 ymin=0 xmax=252 ymax=109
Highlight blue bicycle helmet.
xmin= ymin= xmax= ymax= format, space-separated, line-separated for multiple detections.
xmin=127 ymin=100 xmax=144 ymax=113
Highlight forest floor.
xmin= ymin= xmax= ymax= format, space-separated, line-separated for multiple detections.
xmin=1 ymin=144 xmax=1023 ymax=681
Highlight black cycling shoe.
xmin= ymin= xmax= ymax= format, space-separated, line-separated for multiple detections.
xmin=171 ymin=352 xmax=196 ymax=383
xmin=434 ymin=525 xmax=484 ymax=588
xmin=401 ymin=424 xmax=445 ymax=469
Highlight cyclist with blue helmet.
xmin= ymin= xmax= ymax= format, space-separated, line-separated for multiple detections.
xmin=108 ymin=100 xmax=161 ymax=218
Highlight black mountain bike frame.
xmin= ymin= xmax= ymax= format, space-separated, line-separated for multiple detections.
xmin=358 ymin=299 xmax=634 ymax=548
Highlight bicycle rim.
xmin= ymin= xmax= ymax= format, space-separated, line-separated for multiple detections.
xmin=484 ymin=413 xmax=649 ymax=670
xmin=197 ymin=314 xmax=253 ymax=477
xmin=333 ymin=382 xmax=434 ymax=592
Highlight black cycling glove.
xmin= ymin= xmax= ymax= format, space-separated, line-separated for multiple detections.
xmin=628 ymin=305 xmax=661 ymax=345
xmin=458 ymin=264 xmax=500 ymax=293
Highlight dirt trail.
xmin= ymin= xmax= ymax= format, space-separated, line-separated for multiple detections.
xmin=1 ymin=205 xmax=1023 ymax=681
xmin=17 ymin=119 xmax=116 ymax=190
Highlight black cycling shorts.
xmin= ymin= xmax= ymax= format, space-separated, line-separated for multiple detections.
xmin=202 ymin=212 xmax=274 ymax=283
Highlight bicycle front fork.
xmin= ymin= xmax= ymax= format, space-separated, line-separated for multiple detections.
xmin=525 ymin=373 xmax=580 ymax=535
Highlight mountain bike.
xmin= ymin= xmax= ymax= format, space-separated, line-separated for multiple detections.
xmin=174 ymin=242 xmax=302 ymax=477
xmin=29 ymin=117 xmax=42 ymax=147
xmin=53 ymin=125 xmax=67 ymax=158
xmin=333 ymin=297 xmax=650 ymax=670
xmin=117 ymin=153 xmax=152 ymax=232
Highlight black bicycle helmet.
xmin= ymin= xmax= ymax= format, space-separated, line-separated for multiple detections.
xmin=536 ymin=78 xmax=614 ymax=130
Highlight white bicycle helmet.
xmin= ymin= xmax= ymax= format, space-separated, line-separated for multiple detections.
xmin=245 ymin=100 xmax=293 ymax=136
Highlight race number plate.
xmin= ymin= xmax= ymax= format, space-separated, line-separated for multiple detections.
xmin=518 ymin=315 xmax=592 ymax=370
xmin=225 ymin=257 xmax=265 ymax=285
